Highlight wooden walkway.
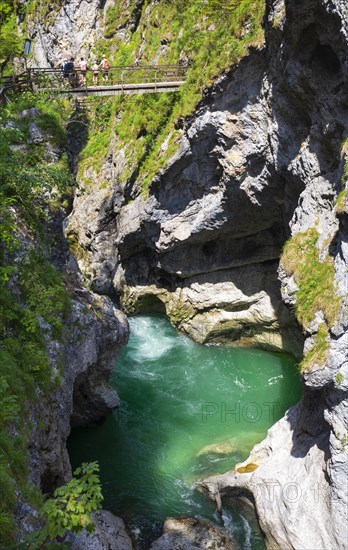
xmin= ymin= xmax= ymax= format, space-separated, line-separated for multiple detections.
xmin=0 ymin=64 xmax=187 ymax=102
xmin=61 ymin=80 xmax=185 ymax=97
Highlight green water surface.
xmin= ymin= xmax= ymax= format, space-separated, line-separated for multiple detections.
xmin=68 ymin=314 xmax=302 ymax=549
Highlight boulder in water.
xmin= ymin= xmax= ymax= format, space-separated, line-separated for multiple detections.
xmin=150 ymin=516 xmax=236 ymax=549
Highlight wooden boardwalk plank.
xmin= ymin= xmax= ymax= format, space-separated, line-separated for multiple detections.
xmin=54 ymin=80 xmax=185 ymax=97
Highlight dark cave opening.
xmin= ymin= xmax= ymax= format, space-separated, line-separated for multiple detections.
xmin=310 ymin=43 xmax=341 ymax=76
xmin=132 ymin=294 xmax=166 ymax=314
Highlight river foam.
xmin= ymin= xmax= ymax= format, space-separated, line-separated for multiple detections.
xmin=68 ymin=314 xmax=302 ymax=549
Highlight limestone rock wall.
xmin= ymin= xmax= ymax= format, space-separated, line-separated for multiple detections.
xmin=197 ymin=0 xmax=348 ymax=548
xmin=28 ymin=286 xmax=128 ymax=494
xmin=66 ymin=46 xmax=304 ymax=356
xmin=65 ymin=0 xmax=348 ymax=357
xmin=23 ymin=0 xmax=102 ymax=67
xmin=22 ymin=0 xmax=144 ymax=67
xmin=64 ymin=0 xmax=348 ymax=547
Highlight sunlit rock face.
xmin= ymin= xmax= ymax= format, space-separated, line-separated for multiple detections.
xmin=23 ymin=0 xmax=102 ymax=67
xmin=65 ymin=0 xmax=347 ymax=358
xmin=63 ymin=0 xmax=348 ymax=547
xmin=23 ymin=0 xmax=144 ymax=67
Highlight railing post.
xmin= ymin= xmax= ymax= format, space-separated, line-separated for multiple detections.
xmin=27 ymin=68 xmax=33 ymax=92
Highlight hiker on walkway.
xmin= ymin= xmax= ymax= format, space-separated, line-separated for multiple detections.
xmin=65 ymin=57 xmax=75 ymax=86
xmin=92 ymin=61 xmax=99 ymax=86
xmin=79 ymin=57 xmax=87 ymax=86
xmin=62 ymin=57 xmax=69 ymax=83
xmin=100 ymin=56 xmax=110 ymax=83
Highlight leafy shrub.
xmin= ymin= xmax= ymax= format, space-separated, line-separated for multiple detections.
xmin=28 ymin=462 xmax=103 ymax=546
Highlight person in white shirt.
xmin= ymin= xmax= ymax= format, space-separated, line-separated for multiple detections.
xmin=100 ymin=56 xmax=110 ymax=83
xmin=92 ymin=62 xmax=99 ymax=86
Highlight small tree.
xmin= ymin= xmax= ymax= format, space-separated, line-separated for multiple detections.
xmin=0 ymin=2 xmax=21 ymax=72
xmin=28 ymin=462 xmax=103 ymax=548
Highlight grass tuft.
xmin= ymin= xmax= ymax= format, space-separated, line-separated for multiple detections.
xmin=281 ymin=228 xmax=342 ymax=372
xmin=300 ymin=324 xmax=330 ymax=372
xmin=281 ymin=228 xmax=340 ymax=329
xmin=336 ymin=189 xmax=347 ymax=215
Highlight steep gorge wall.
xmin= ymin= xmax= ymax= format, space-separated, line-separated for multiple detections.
xmin=0 ymin=104 xmax=130 ymax=545
xmin=197 ymin=1 xmax=348 ymax=549
xmin=65 ymin=0 xmax=347 ymax=355
xmin=64 ymin=0 xmax=348 ymax=548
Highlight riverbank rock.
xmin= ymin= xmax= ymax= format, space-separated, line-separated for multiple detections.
xmin=27 ymin=270 xmax=129 ymax=494
xmin=150 ymin=517 xmax=236 ymax=550
xmin=199 ymin=397 xmax=334 ymax=550
xmin=67 ymin=510 xmax=133 ymax=550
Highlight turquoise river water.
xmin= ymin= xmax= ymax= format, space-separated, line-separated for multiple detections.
xmin=68 ymin=314 xmax=302 ymax=549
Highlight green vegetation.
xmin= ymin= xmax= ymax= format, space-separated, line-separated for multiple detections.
xmin=281 ymin=228 xmax=340 ymax=329
xmin=344 ymin=159 xmax=348 ymax=183
xmin=336 ymin=188 xmax=347 ymax=215
xmin=0 ymin=95 xmax=73 ymax=546
xmin=77 ymin=97 xmax=115 ymax=188
xmin=335 ymin=371 xmax=344 ymax=385
xmin=0 ymin=94 xmax=102 ymax=548
xmin=281 ymin=228 xmax=341 ymax=372
xmin=341 ymin=138 xmax=348 ymax=191
xmin=104 ymin=0 xmax=138 ymax=39
xmin=300 ymin=324 xmax=330 ymax=373
xmin=28 ymin=462 xmax=103 ymax=547
xmin=0 ymin=0 xmax=22 ymax=73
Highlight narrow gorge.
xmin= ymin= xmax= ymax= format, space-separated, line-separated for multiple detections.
xmin=0 ymin=0 xmax=347 ymax=548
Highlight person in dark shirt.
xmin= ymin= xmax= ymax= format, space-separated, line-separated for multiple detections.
xmin=66 ymin=57 xmax=75 ymax=86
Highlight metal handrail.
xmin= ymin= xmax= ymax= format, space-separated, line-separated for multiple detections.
xmin=0 ymin=64 xmax=188 ymax=100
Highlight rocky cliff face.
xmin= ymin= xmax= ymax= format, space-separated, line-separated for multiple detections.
xmin=197 ymin=1 xmax=348 ymax=549
xmin=66 ymin=46 xmax=304 ymax=356
xmin=3 ymin=108 xmax=130 ymax=543
xmin=65 ymin=0 xmax=347 ymax=357
xmin=28 ymin=282 xmax=129 ymax=496
xmin=23 ymin=0 xmax=144 ymax=67
xmin=23 ymin=0 xmax=102 ymax=66
xmin=64 ymin=0 xmax=348 ymax=547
